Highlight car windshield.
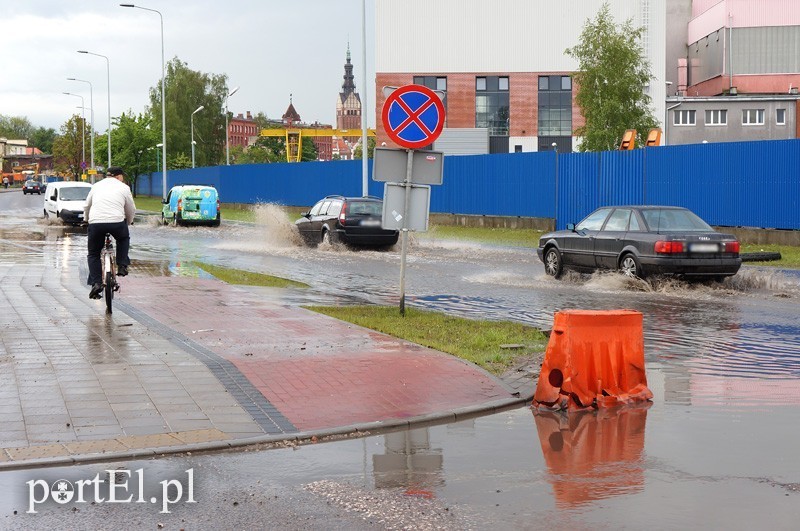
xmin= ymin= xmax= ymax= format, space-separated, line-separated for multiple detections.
xmin=60 ymin=187 xmax=91 ymax=201
xmin=641 ymin=208 xmax=713 ymax=231
xmin=347 ymin=201 xmax=382 ymax=216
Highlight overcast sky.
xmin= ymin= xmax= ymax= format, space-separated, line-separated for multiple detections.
xmin=0 ymin=0 xmax=376 ymax=133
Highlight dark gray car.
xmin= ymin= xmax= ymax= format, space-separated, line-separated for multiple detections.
xmin=295 ymin=195 xmax=399 ymax=248
xmin=537 ymin=206 xmax=742 ymax=279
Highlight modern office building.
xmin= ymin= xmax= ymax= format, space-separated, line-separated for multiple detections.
xmin=375 ymin=0 xmax=667 ymax=153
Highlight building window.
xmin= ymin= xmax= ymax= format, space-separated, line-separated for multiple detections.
xmin=705 ymin=109 xmax=727 ymax=125
xmin=776 ymin=108 xmax=786 ymax=125
xmin=475 ymin=76 xmax=509 ymax=136
xmin=538 ymin=75 xmax=572 ymax=137
xmin=742 ymin=109 xmax=765 ymax=125
xmin=413 ymin=76 xmax=447 ymax=116
xmin=674 ymin=110 xmax=696 ymax=126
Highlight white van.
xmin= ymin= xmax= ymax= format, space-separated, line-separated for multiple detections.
xmin=43 ymin=181 xmax=93 ymax=225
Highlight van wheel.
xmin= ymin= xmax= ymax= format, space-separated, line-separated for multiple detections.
xmin=172 ymin=213 xmax=180 ymax=227
xmin=620 ymin=253 xmax=646 ymax=279
xmin=161 ymin=213 xmax=168 ymax=225
xmin=211 ymin=214 xmax=220 ymax=227
xmin=43 ymin=209 xmax=49 ymax=219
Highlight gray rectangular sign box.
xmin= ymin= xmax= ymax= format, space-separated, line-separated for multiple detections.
xmin=373 ymin=147 xmax=444 ymax=185
xmin=382 ymin=182 xmax=430 ymax=232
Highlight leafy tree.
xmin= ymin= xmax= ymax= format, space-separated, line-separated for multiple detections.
xmin=51 ymin=115 xmax=89 ymax=179
xmin=565 ymin=3 xmax=659 ymax=151
xmin=29 ymin=127 xmax=57 ymax=154
xmin=0 ymin=115 xmax=34 ymax=139
xmin=170 ymin=152 xmax=192 ymax=169
xmin=148 ymin=57 xmax=228 ymax=168
xmin=92 ymin=111 xmax=159 ymax=195
xmin=353 ymin=137 xmax=376 ymax=159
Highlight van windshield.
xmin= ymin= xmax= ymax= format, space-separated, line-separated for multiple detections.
xmin=61 ymin=187 xmax=91 ymax=201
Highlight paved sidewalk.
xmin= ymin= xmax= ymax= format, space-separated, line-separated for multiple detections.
xmin=0 ymin=242 xmax=532 ymax=469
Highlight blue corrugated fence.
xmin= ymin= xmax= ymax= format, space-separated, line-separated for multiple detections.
xmin=135 ymin=139 xmax=800 ymax=230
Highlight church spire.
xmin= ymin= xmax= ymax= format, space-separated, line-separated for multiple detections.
xmin=341 ymin=43 xmax=356 ymax=96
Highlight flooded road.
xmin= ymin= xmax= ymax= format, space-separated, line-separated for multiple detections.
xmin=2 ymin=192 xmax=800 ymax=527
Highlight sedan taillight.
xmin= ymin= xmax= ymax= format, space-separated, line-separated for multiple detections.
xmin=725 ymin=241 xmax=740 ymax=254
xmin=655 ymin=241 xmax=684 ymax=254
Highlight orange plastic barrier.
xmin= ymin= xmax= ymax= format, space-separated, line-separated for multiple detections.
xmin=532 ymin=310 xmax=653 ymax=411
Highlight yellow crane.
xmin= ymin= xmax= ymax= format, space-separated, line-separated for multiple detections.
xmin=259 ymin=128 xmax=376 ymax=162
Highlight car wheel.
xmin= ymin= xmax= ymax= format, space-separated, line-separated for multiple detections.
xmin=620 ymin=253 xmax=646 ymax=279
xmin=322 ymin=229 xmax=333 ymax=246
xmin=543 ymin=247 xmax=563 ymax=278
xmin=161 ymin=213 xmax=167 ymax=225
xmin=211 ymin=213 xmax=220 ymax=227
xmin=172 ymin=213 xmax=180 ymax=227
xmin=43 ymin=209 xmax=49 ymax=219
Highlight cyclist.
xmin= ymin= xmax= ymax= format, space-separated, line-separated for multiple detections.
xmin=84 ymin=166 xmax=136 ymax=299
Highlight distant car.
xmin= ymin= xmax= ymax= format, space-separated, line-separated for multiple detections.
xmin=161 ymin=185 xmax=220 ymax=227
xmin=43 ymin=181 xmax=92 ymax=225
xmin=22 ymin=180 xmax=42 ymax=195
xmin=537 ymin=205 xmax=742 ymax=280
xmin=295 ymin=195 xmax=399 ymax=248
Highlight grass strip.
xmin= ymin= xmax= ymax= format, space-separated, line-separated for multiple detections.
xmin=306 ymin=305 xmax=548 ymax=375
xmin=192 ymin=261 xmax=308 ymax=288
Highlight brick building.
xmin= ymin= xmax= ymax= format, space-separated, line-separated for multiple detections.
xmin=228 ymin=111 xmax=259 ymax=148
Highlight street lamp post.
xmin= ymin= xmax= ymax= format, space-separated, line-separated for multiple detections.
xmin=67 ymin=77 xmax=94 ymax=179
xmin=361 ymin=0 xmax=368 ymax=196
xmin=63 ymin=92 xmax=86 ymax=173
xmin=191 ymin=105 xmax=204 ymax=168
xmin=120 ymin=4 xmax=167 ymax=200
xmin=225 ymin=86 xmax=239 ymax=165
xmin=78 ymin=50 xmax=112 ymax=169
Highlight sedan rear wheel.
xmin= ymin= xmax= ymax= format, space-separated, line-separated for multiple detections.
xmin=322 ymin=229 xmax=333 ymax=246
xmin=620 ymin=253 xmax=645 ymax=279
xmin=544 ymin=247 xmax=563 ymax=278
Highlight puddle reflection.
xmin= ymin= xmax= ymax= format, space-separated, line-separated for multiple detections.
xmin=372 ymin=429 xmax=444 ymax=494
xmin=533 ymin=404 xmax=650 ymax=509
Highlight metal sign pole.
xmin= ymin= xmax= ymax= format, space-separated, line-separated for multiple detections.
xmin=398 ymin=148 xmax=413 ymax=316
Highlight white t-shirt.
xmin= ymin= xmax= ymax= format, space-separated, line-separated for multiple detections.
xmin=84 ymin=177 xmax=136 ymax=224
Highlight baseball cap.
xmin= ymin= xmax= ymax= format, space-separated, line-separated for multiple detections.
xmin=107 ymin=166 xmax=126 ymax=177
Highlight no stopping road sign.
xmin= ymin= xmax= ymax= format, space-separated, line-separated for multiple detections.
xmin=381 ymin=84 xmax=445 ymax=149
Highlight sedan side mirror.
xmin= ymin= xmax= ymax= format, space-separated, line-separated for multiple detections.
xmin=567 ymin=223 xmax=576 ymax=231
xmin=301 ymin=211 xmax=310 ymax=218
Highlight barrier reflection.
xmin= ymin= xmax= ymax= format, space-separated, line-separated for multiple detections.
xmin=533 ymin=403 xmax=651 ymax=508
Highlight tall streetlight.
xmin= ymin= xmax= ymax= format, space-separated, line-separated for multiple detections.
xmin=78 ymin=50 xmax=112 ymax=169
xmin=67 ymin=77 xmax=94 ymax=178
xmin=224 ymin=86 xmax=239 ymax=165
xmin=63 ymin=92 xmax=86 ymax=172
xmin=361 ymin=0 xmax=368 ymax=196
xmin=120 ymin=4 xmax=167 ymax=200
xmin=191 ymin=105 xmax=204 ymax=168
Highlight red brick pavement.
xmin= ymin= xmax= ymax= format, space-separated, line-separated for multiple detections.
xmin=121 ymin=276 xmax=513 ymax=431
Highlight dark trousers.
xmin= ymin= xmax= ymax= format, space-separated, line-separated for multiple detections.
xmin=87 ymin=221 xmax=130 ymax=286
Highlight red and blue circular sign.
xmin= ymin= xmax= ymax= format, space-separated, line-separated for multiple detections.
xmin=381 ymin=84 xmax=445 ymax=149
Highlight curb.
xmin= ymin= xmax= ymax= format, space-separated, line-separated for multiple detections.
xmin=0 ymin=394 xmax=532 ymax=471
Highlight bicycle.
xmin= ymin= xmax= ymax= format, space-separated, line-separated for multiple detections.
xmin=100 ymin=233 xmax=120 ymax=314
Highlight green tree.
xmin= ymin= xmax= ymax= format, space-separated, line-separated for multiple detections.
xmin=0 ymin=115 xmax=34 ymax=139
xmin=148 ymin=57 xmax=228 ymax=168
xmin=92 ymin=111 xmax=159 ymax=195
xmin=353 ymin=137 xmax=376 ymax=159
xmin=51 ymin=115 xmax=89 ymax=179
xmin=565 ymin=3 xmax=658 ymax=152
xmin=27 ymin=127 xmax=56 ymax=154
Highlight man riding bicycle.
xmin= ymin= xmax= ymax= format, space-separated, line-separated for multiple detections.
xmin=84 ymin=166 xmax=136 ymax=299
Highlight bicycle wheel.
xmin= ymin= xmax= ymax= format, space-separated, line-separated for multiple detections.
xmin=104 ymin=270 xmax=114 ymax=314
